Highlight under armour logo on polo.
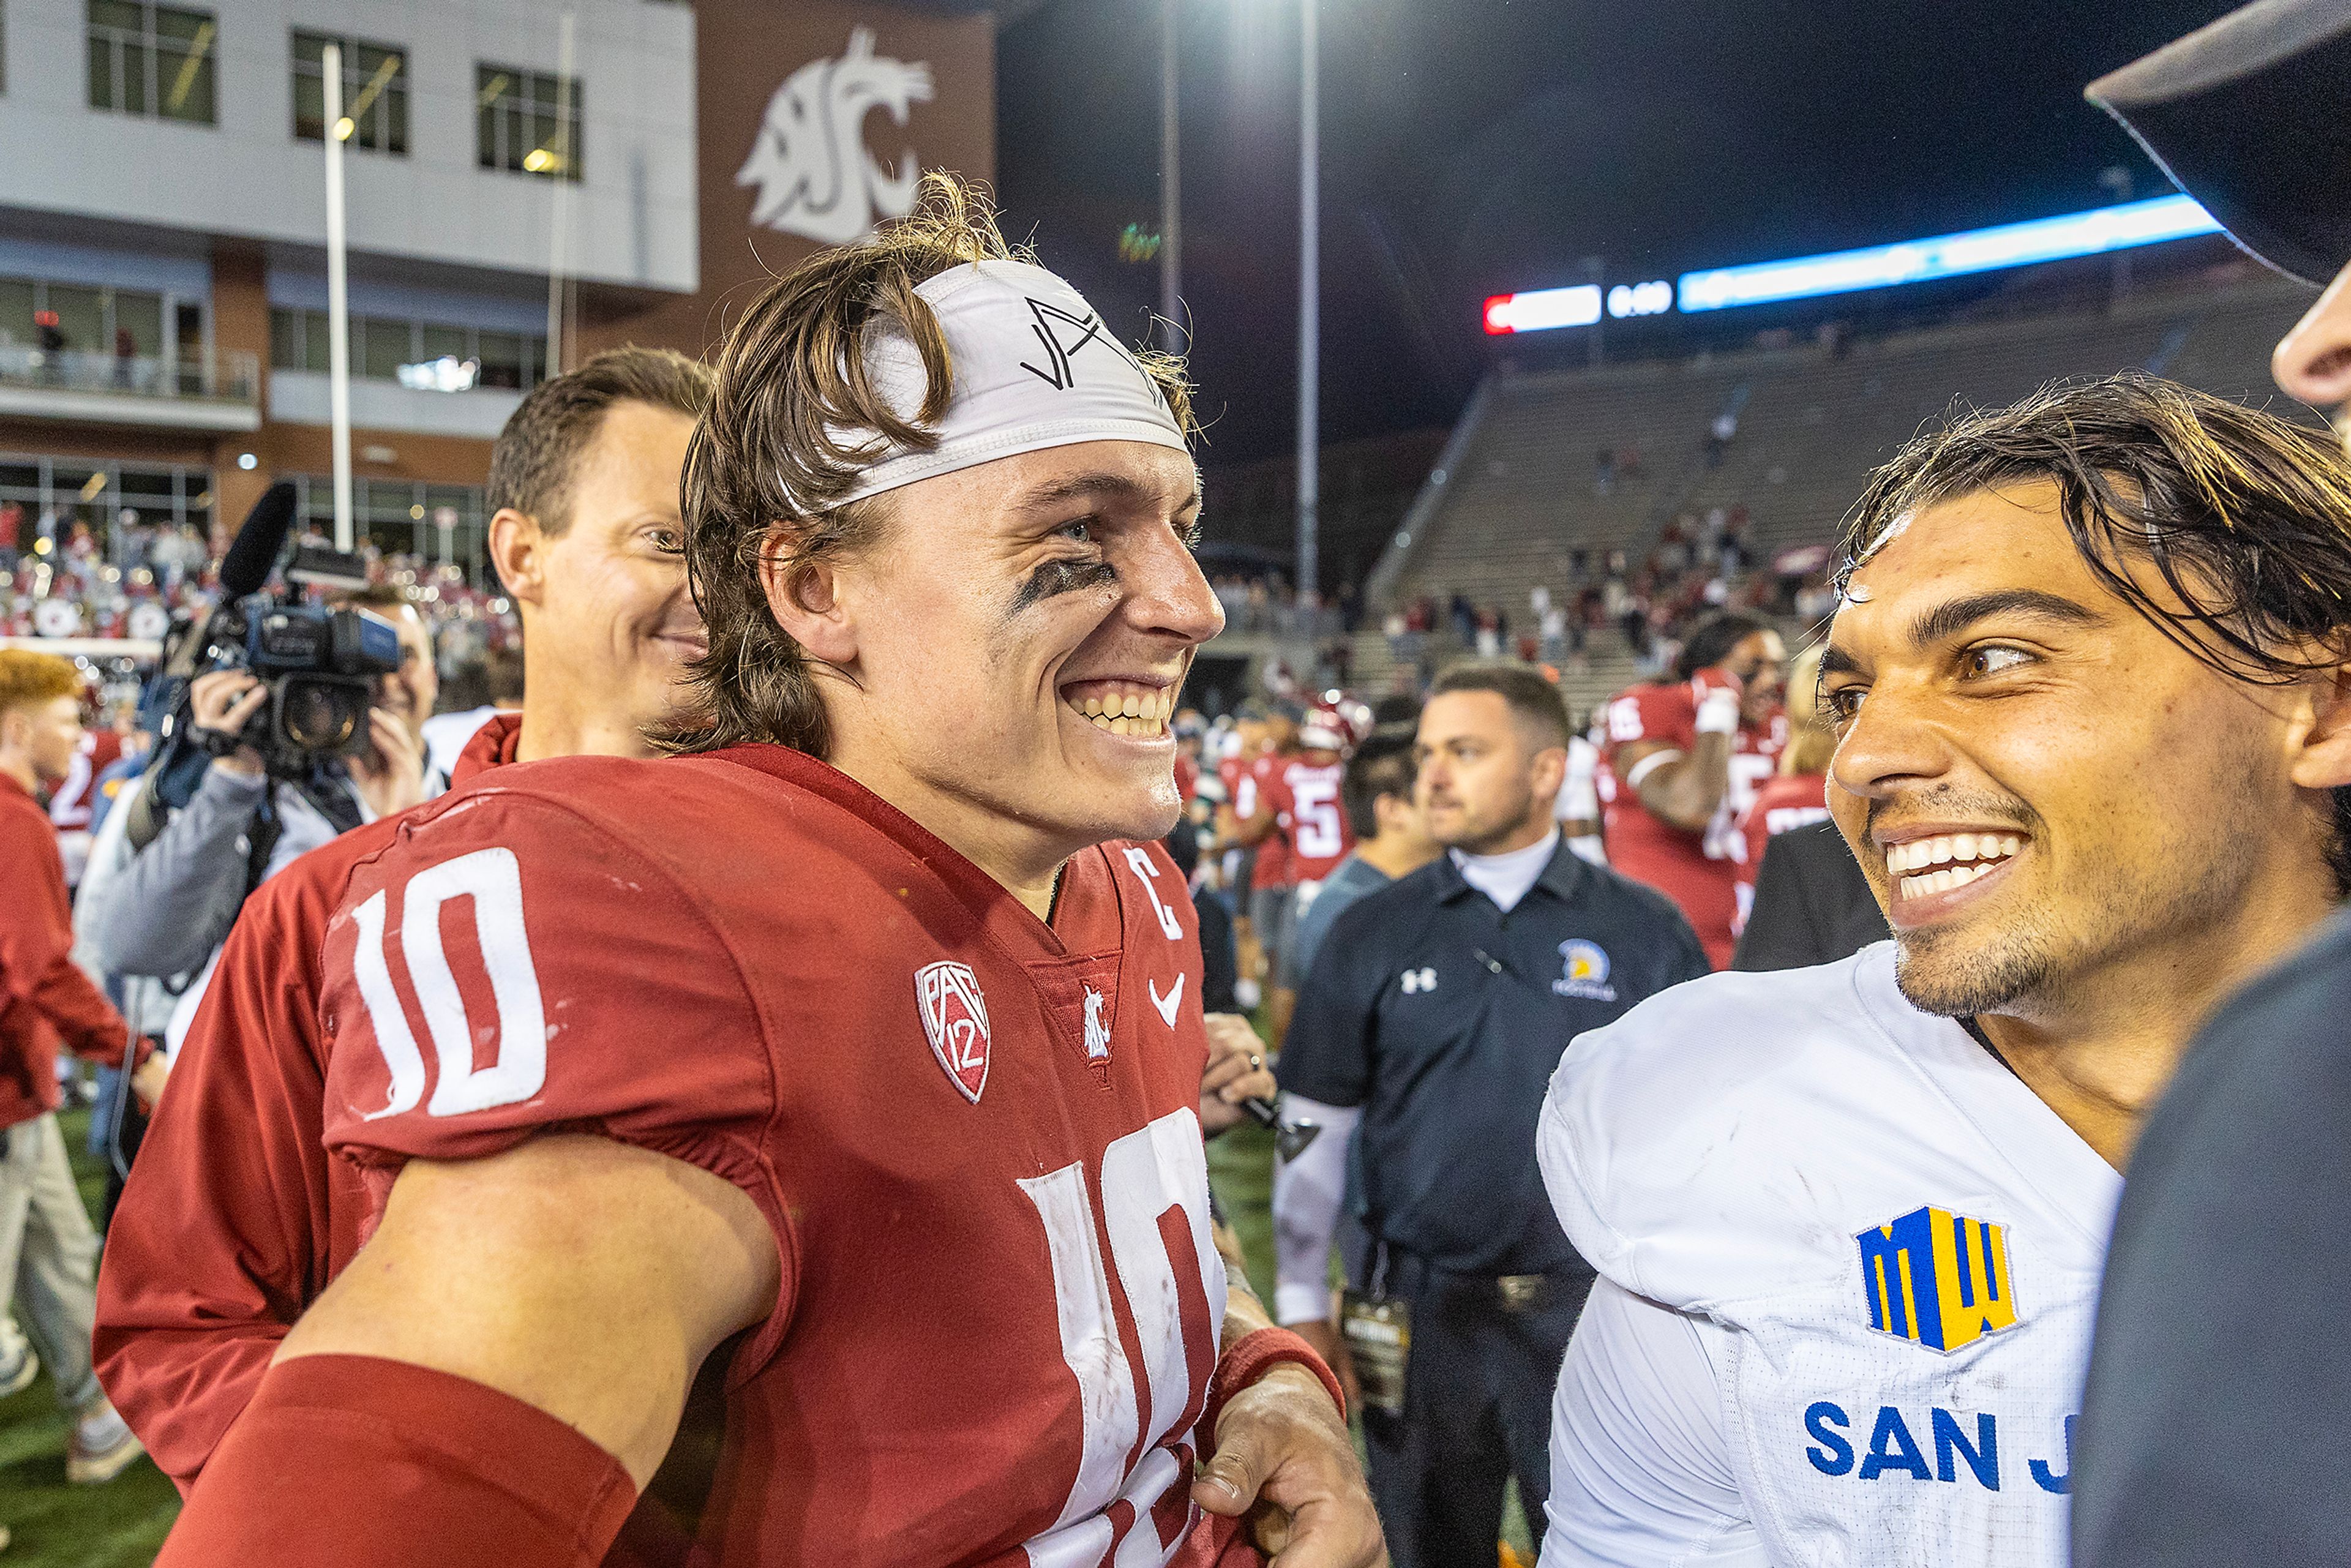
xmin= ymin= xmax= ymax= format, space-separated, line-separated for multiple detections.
xmin=1400 ymin=967 xmax=1438 ymax=994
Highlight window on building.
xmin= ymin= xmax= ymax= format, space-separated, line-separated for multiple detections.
xmin=292 ymin=475 xmax=490 ymax=581
xmin=0 ymin=451 xmax=214 ymax=549
xmin=292 ymin=31 xmax=407 ymax=154
xmin=0 ymin=277 xmax=170 ymax=358
xmin=267 ymin=307 xmax=547 ymax=391
xmin=88 ymin=1 xmax=217 ymax=126
xmin=476 ymin=63 xmax=580 ymax=181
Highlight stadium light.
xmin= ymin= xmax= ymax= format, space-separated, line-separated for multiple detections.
xmin=1676 ymin=193 xmax=2221 ymax=313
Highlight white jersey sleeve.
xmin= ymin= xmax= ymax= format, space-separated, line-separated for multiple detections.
xmin=1270 ymin=1093 xmax=1363 ymax=1326
xmin=1541 ymin=1277 xmax=1764 ymax=1568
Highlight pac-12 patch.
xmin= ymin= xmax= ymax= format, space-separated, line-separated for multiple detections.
xmin=917 ymin=961 xmax=992 ymax=1103
xmin=1858 ymin=1205 xmax=2020 ymax=1353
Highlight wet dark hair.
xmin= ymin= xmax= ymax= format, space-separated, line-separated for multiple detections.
xmin=1672 ymin=612 xmax=1772 ymax=681
xmin=1839 ymin=372 xmax=2351 ymax=896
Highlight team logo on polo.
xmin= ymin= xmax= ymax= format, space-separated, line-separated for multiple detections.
xmin=1858 ymin=1205 xmax=2020 ymax=1352
xmin=917 ymin=961 xmax=991 ymax=1103
xmin=1553 ymin=940 xmax=1618 ymax=1001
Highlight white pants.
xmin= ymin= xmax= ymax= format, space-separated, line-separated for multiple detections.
xmin=0 ymin=1112 xmax=102 ymax=1411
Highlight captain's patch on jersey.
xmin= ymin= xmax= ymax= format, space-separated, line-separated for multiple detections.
xmin=1858 ymin=1204 xmax=2020 ymax=1353
xmin=917 ymin=961 xmax=992 ymax=1103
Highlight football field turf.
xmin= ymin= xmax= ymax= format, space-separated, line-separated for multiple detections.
xmin=0 ymin=1109 xmax=179 ymax=1568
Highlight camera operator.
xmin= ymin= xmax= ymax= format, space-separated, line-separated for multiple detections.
xmin=88 ymin=583 xmax=440 ymax=1046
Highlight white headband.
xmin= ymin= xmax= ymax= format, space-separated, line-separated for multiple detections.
xmin=810 ymin=258 xmax=1190 ymax=511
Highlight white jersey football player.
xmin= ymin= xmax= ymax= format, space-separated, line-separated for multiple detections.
xmin=1536 ymin=376 xmax=2351 ymax=1567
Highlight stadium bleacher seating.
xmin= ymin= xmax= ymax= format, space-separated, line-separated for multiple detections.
xmin=1330 ymin=273 xmax=2318 ymax=713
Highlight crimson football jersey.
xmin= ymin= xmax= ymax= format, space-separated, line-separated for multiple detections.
xmin=1258 ymin=757 xmax=1351 ymax=885
xmin=1243 ymin=752 xmax=1292 ymax=890
xmin=1734 ymin=770 xmax=1833 ymax=934
xmin=1599 ymin=683 xmax=1785 ymax=969
xmin=317 ymin=745 xmax=1232 ymax=1567
xmin=50 ymin=728 xmax=122 ymax=889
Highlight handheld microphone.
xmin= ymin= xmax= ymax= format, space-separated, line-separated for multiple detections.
xmin=1242 ymin=1095 xmax=1321 ymax=1161
xmin=216 ymin=481 xmax=301 ymax=599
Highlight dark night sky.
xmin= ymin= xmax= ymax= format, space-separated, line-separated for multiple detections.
xmin=993 ymin=0 xmax=2247 ymax=465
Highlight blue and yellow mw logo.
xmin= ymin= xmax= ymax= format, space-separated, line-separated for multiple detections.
xmin=1857 ymin=1206 xmax=2020 ymax=1353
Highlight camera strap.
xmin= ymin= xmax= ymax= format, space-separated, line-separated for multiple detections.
xmin=243 ymin=789 xmax=284 ymax=904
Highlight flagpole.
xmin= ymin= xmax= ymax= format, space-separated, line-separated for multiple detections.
xmin=323 ymin=42 xmax=353 ymax=552
xmin=546 ymin=12 xmax=577 ymax=376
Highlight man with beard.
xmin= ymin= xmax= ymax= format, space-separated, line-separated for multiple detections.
xmin=1275 ymin=664 xmax=1704 ymax=1567
xmin=1535 ymin=373 xmax=2351 ymax=1567
xmin=2068 ymin=9 xmax=2351 ymax=1562
xmin=152 ymin=183 xmax=1377 ymax=1568
xmin=94 ymin=346 xmax=716 ymax=1490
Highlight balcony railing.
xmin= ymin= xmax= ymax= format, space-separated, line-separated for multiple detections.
xmin=0 ymin=345 xmax=260 ymax=402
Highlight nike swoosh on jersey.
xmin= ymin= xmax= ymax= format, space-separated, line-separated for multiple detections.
xmin=1149 ymin=973 xmax=1185 ymax=1028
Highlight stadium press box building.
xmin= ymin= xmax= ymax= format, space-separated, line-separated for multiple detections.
xmin=0 ymin=0 xmax=998 ymax=581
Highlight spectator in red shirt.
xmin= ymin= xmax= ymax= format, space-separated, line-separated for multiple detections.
xmin=0 ymin=648 xmax=157 ymax=1486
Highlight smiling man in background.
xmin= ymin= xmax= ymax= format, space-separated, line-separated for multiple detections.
xmin=96 ymin=346 xmax=716 ymax=1493
xmin=1536 ymin=373 xmax=2351 ymax=1568
xmin=1277 ymin=664 xmax=1703 ymax=1568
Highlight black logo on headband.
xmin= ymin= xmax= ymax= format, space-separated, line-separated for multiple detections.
xmin=1020 ymin=298 xmax=1128 ymax=391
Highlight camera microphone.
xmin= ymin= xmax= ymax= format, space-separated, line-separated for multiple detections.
xmin=216 ymin=481 xmax=300 ymax=599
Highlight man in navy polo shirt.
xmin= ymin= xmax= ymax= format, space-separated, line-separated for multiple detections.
xmin=1272 ymin=662 xmax=1708 ymax=1568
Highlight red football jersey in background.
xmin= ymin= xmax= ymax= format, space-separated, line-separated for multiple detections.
xmin=1599 ymin=682 xmax=1785 ymax=968
xmin=1259 ymin=757 xmax=1352 ymax=884
xmin=1245 ymin=752 xmax=1292 ymax=890
xmin=50 ymin=727 xmax=122 ymax=890
xmin=97 ymin=717 xmax=525 ymax=1490
xmin=1734 ymin=770 xmax=1832 ymax=936
xmin=318 ymin=746 xmax=1229 ymax=1567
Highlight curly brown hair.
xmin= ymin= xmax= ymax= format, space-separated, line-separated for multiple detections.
xmin=1837 ymin=373 xmax=2351 ymax=895
xmin=658 ymin=174 xmax=1196 ymax=759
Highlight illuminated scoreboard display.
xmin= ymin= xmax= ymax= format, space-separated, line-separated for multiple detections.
xmin=1482 ymin=193 xmax=2222 ymax=335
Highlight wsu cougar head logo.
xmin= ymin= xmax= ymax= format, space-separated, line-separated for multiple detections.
xmin=737 ymin=26 xmax=934 ymax=246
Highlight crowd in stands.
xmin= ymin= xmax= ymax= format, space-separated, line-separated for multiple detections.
xmin=1383 ymin=501 xmax=1842 ymax=686
xmin=1 ymin=503 xmax=518 ymax=686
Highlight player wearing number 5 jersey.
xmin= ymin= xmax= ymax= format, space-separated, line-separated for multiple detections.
xmin=1599 ymin=613 xmax=1788 ymax=967
xmin=1246 ymin=706 xmax=1354 ymax=1046
xmin=154 ymin=180 xmax=1376 ymax=1568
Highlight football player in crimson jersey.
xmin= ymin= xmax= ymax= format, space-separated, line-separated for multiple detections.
xmin=1233 ymin=705 xmax=1353 ymax=1046
xmin=92 ymin=347 xmax=718 ymax=1504
xmin=1599 ymin=612 xmax=1788 ymax=966
xmin=156 ymin=181 xmax=1376 ymax=1568
xmin=50 ymin=716 xmax=124 ymax=892
xmin=1735 ymin=643 xmax=1835 ymax=922
xmin=1214 ymin=706 xmax=1274 ymax=997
